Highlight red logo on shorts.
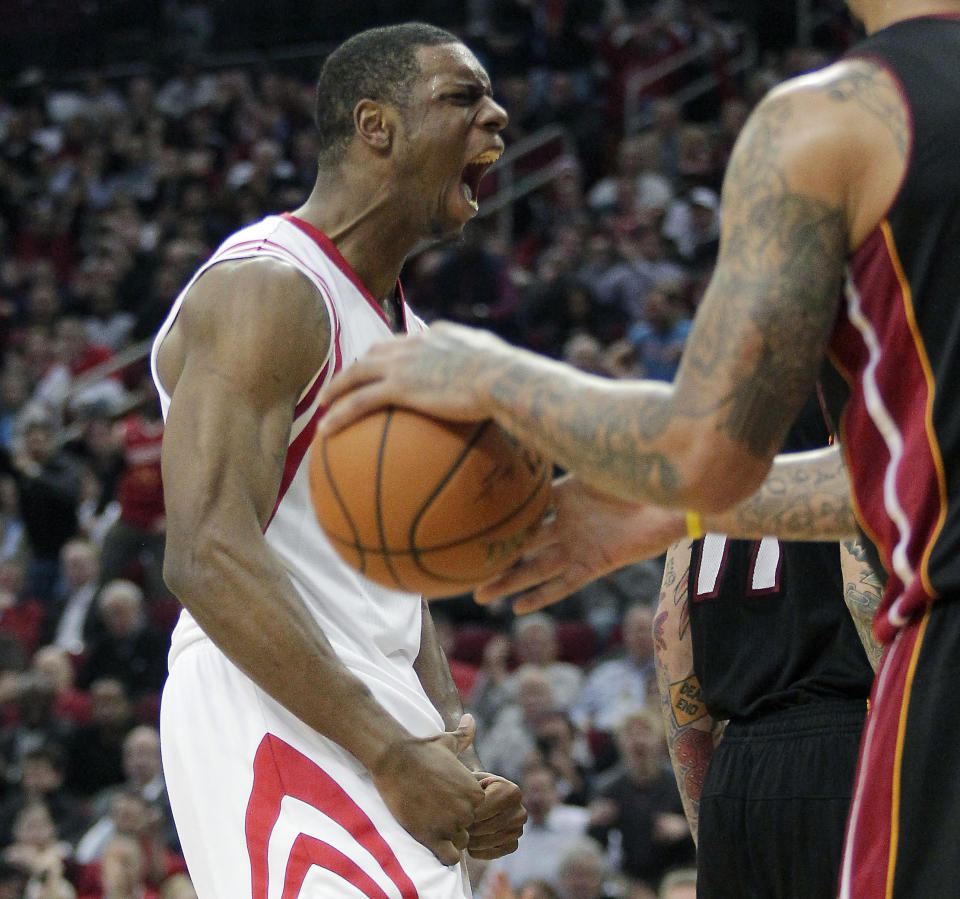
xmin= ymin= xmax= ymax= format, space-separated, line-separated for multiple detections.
xmin=245 ymin=734 xmax=419 ymax=898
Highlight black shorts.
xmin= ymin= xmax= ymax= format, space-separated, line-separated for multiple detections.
xmin=697 ymin=698 xmax=867 ymax=899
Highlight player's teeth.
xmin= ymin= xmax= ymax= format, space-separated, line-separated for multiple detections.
xmin=461 ymin=182 xmax=477 ymax=207
xmin=470 ymin=150 xmax=501 ymax=165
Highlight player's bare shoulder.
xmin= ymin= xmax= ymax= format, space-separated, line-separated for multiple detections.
xmin=157 ymin=256 xmax=333 ymax=401
xmin=729 ymin=59 xmax=907 ymax=249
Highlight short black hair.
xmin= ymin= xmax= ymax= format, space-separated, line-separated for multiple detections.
xmin=314 ymin=22 xmax=460 ymax=166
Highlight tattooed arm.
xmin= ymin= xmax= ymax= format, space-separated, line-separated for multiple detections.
xmin=320 ymin=59 xmax=905 ymax=514
xmin=654 ymin=540 xmax=719 ymax=846
xmin=477 ymin=443 xmax=854 ymax=614
xmin=840 ymin=538 xmax=885 ymax=671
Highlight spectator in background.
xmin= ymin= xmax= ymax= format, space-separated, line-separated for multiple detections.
xmin=478 ymin=762 xmax=590 ymax=896
xmin=626 ymin=279 xmax=692 ymax=382
xmin=64 ymin=678 xmax=135 ymax=798
xmin=0 ymin=371 xmax=30 ymax=454
xmin=32 ymin=317 xmax=128 ymax=422
xmin=0 ymin=674 xmax=74 ymax=787
xmin=595 ymin=225 xmax=686 ymax=325
xmin=573 ymin=603 xmax=657 ymax=735
xmin=557 ymin=838 xmax=621 ymax=899
xmin=527 ymin=709 xmax=594 ymax=807
xmin=67 ymin=411 xmax=124 ymax=547
xmin=661 ymin=186 xmax=721 ymax=271
xmin=486 ymin=876 xmax=558 ymax=899
xmin=0 ymin=743 xmax=88 ymax=846
xmin=505 ymin=613 xmax=583 ymax=711
xmin=428 ymin=610 xmax=480 ymax=702
xmin=46 ymin=539 xmax=101 ymax=656
xmin=0 ymin=476 xmax=26 ymax=568
xmin=589 ymin=709 xmax=694 ymax=894
xmin=7 ymin=411 xmax=80 ymax=602
xmin=96 ymin=395 xmax=166 ymax=602
xmin=0 ymin=858 xmax=30 ymax=898
xmin=467 ymin=632 xmax=513 ymax=734
xmin=85 ymin=725 xmax=175 ymax=856
xmin=2 ymin=800 xmax=75 ymax=899
xmin=0 ymin=558 xmax=45 ymax=658
xmin=74 ymin=790 xmax=185 ymax=890
xmin=657 ymin=867 xmax=697 ymax=899
xmin=479 ymin=666 xmax=558 ymax=785
xmin=77 ymin=833 xmax=160 ymax=899
xmin=29 ymin=646 xmax=91 ymax=727
xmin=157 ymin=873 xmax=197 ymax=899
xmin=79 ymin=582 xmax=166 ymax=702
xmin=588 ymin=135 xmax=674 ymax=223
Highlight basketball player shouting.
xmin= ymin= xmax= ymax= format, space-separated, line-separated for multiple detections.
xmin=152 ymin=24 xmax=523 ymax=898
xmin=321 ymin=2 xmax=960 ymax=895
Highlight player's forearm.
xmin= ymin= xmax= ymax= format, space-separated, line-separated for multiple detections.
xmin=164 ymin=526 xmax=412 ymax=773
xmin=654 ymin=541 xmax=713 ymax=845
xmin=701 ymin=443 xmax=857 ymax=541
xmin=484 ymin=350 xmax=768 ymax=512
xmin=414 ymin=602 xmax=481 ymax=770
xmin=840 ymin=538 xmax=885 ymax=671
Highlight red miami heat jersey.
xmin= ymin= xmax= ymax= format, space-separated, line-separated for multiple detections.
xmin=827 ymin=15 xmax=960 ymax=643
xmin=150 ymin=213 xmax=444 ymax=739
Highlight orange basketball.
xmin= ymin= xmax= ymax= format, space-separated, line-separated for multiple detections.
xmin=309 ymin=407 xmax=552 ymax=598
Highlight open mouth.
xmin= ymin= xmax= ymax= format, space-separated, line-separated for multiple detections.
xmin=460 ymin=149 xmax=502 ymax=211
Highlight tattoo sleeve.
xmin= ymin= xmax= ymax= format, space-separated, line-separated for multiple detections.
xmin=840 ymin=539 xmax=885 ymax=671
xmin=655 ymin=541 xmax=716 ymax=845
xmin=484 ymin=87 xmax=847 ymax=512
xmin=703 ymin=443 xmax=858 ymax=541
xmin=823 ymin=60 xmax=909 ymax=159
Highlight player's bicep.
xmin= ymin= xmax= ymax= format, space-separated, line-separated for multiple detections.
xmin=674 ymin=87 xmax=848 ymax=466
xmin=160 ymin=260 xmax=332 ymax=544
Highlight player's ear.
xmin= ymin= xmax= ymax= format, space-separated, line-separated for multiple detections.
xmin=354 ymin=99 xmax=395 ymax=154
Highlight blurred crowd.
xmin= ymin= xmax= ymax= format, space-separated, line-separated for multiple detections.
xmin=0 ymin=0 xmax=856 ymax=895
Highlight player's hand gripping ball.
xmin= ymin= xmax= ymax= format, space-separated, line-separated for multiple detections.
xmin=309 ymin=407 xmax=552 ymax=597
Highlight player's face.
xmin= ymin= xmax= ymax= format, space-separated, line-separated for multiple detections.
xmin=397 ymin=44 xmax=507 ymax=237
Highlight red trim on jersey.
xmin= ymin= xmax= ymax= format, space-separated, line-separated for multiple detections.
xmin=245 ymin=734 xmax=419 ymax=899
xmin=282 ymin=213 xmax=405 ymax=331
xmin=283 ymin=835 xmax=392 ymax=899
xmin=265 ymin=313 xmax=343 ymax=531
xmin=831 ymin=224 xmax=944 ymax=641
xmin=841 ymin=610 xmax=927 ymax=898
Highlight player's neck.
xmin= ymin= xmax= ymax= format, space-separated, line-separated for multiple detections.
xmin=862 ymin=0 xmax=960 ymax=32
xmin=294 ymin=175 xmax=418 ymax=308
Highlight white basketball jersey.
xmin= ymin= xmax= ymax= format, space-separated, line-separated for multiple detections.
xmin=151 ymin=213 xmax=444 ymax=739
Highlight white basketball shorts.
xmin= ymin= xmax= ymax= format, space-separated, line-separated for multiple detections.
xmin=160 ymin=640 xmax=473 ymax=898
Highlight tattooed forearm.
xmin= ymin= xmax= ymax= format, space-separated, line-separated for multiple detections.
xmin=840 ymin=538 xmax=885 ymax=670
xmin=704 ymin=444 xmax=857 ymax=541
xmin=823 ymin=61 xmax=909 ymax=158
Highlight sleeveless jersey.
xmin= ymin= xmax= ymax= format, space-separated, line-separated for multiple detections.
xmin=689 ymin=394 xmax=874 ymax=720
xmin=150 ymin=213 xmax=445 ymax=739
xmin=827 ymin=15 xmax=960 ymax=643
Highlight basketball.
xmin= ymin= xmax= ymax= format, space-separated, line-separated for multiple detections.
xmin=309 ymin=407 xmax=552 ymax=598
